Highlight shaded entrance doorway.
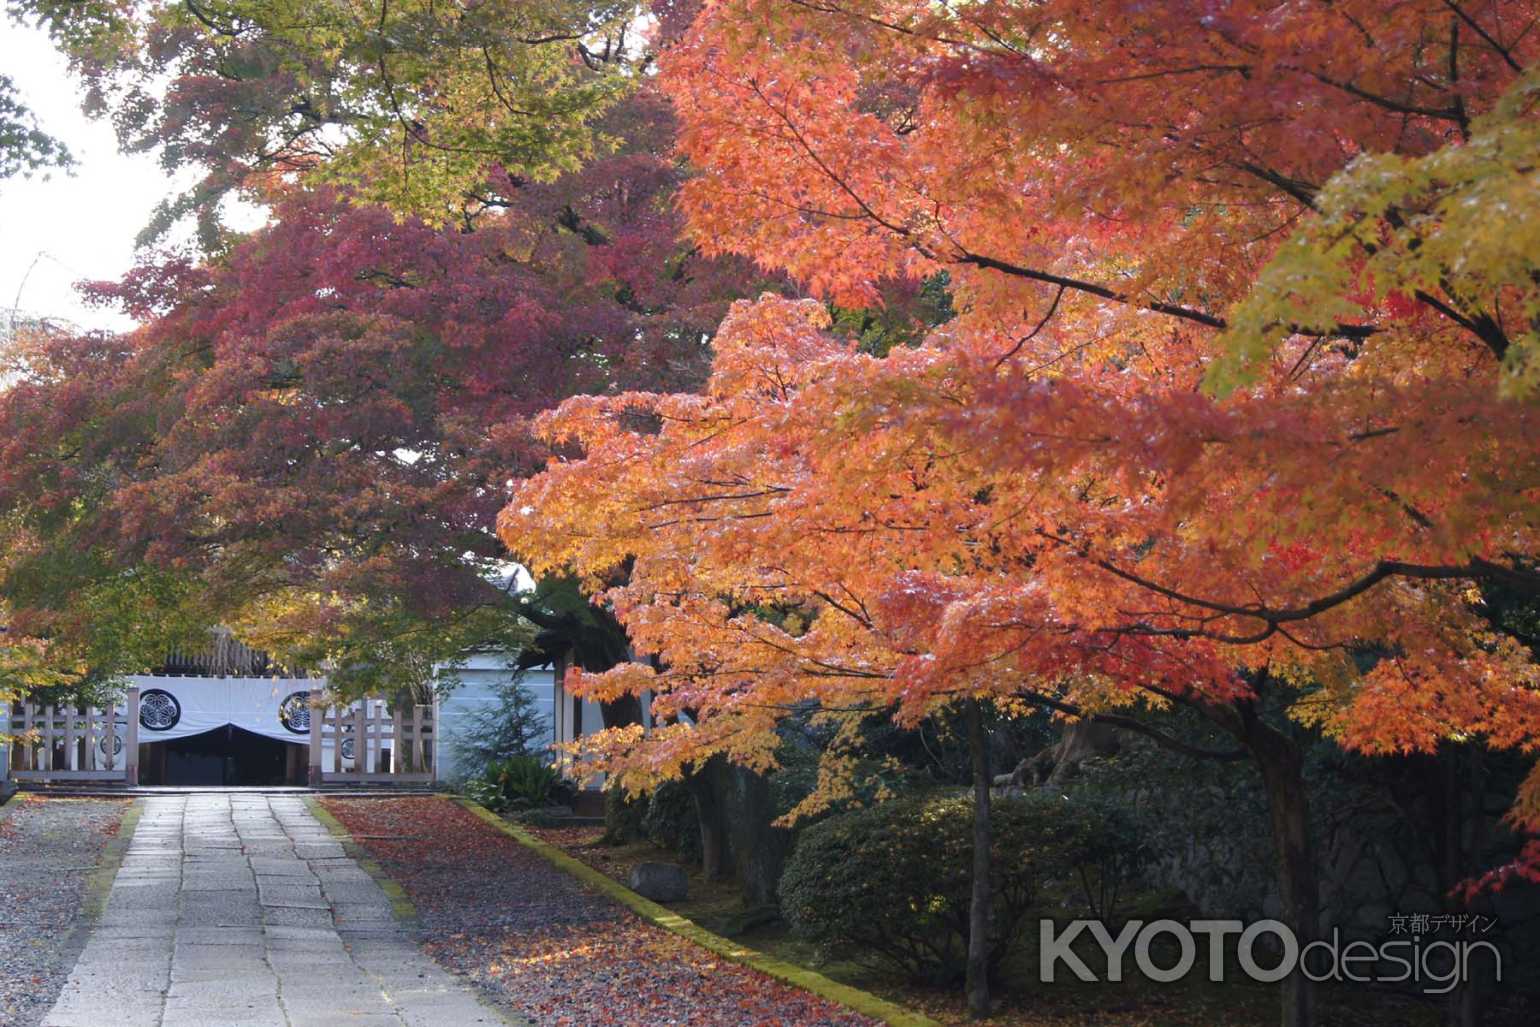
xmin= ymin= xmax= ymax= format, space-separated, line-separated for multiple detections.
xmin=139 ymin=725 xmax=306 ymax=786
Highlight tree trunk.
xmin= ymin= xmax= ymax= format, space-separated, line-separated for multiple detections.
xmin=965 ymin=699 xmax=993 ymax=1019
xmin=682 ymin=755 xmax=792 ymax=901
xmin=722 ymin=761 xmax=793 ymax=907
xmin=1441 ymin=746 xmax=1486 ymax=1027
xmin=998 ymin=718 xmax=1122 ymax=789
xmin=684 ymin=756 xmax=729 ymax=881
xmin=1239 ymin=712 xmax=1316 ymax=1027
xmin=599 ymin=693 xmax=644 ymax=731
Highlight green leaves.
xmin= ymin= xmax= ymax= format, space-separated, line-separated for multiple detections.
xmin=465 ymin=754 xmax=574 ymax=813
xmin=1207 ymin=230 xmax=1361 ymax=395
xmin=0 ymin=73 xmax=71 ymax=181
xmin=18 ymin=0 xmax=640 ymax=236
xmin=1211 ymin=68 xmax=1540 ymax=396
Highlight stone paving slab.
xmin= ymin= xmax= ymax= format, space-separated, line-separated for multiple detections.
xmin=42 ymin=794 xmax=511 ymax=1027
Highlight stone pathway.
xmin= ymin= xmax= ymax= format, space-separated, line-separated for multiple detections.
xmin=43 ymin=793 xmax=511 ymax=1027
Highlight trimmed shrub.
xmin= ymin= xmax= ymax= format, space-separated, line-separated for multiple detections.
xmin=1034 ymin=791 xmax=1146 ymax=912
xmin=642 ymin=779 xmax=702 ymax=863
xmin=779 ymin=791 xmax=1144 ymax=985
xmin=601 ymin=786 xmax=649 ymax=845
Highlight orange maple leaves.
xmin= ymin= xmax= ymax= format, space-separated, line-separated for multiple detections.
xmin=500 ymin=0 xmax=1540 ymax=823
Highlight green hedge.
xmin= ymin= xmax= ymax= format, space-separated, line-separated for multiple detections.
xmin=779 ymin=791 xmax=1144 ymax=985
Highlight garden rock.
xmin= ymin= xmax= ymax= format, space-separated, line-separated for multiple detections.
xmin=629 ymin=861 xmax=689 ymax=902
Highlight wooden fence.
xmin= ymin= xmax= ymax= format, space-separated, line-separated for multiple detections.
xmin=306 ymin=689 xmax=436 ymax=786
xmin=5 ymin=688 xmax=139 ymax=784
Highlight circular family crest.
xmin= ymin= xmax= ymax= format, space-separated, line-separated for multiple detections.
xmin=98 ymin=734 xmax=123 ymax=757
xmin=138 ymin=689 xmax=181 ymax=731
xmin=340 ymin=736 xmax=356 ymax=761
xmin=278 ymin=691 xmax=312 ymax=735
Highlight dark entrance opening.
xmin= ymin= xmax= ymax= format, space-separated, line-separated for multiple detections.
xmin=141 ymin=725 xmax=303 ymax=786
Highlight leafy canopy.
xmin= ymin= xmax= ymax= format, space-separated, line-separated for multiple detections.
xmin=0 ymin=88 xmax=761 ymax=690
xmin=13 ymin=0 xmax=645 ymax=241
xmin=502 ymin=1 xmax=1540 ymax=832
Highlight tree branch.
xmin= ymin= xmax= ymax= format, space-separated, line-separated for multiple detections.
xmin=1439 ymin=0 xmax=1525 ymax=72
xmin=959 ymin=250 xmax=1378 ymax=340
xmin=1024 ymin=690 xmax=1249 ymax=761
xmin=1051 ymin=534 xmax=1540 ymax=629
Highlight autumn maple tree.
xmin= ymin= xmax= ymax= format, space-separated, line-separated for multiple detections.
xmin=499 ymin=1 xmax=1540 ymax=1020
xmin=0 ymin=80 xmax=764 ymax=690
xmin=0 ymin=2 xmax=755 ymax=692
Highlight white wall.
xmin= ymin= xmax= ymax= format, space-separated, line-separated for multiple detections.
xmin=434 ymin=655 xmax=556 ymax=782
xmin=434 ymin=653 xmax=606 ymax=786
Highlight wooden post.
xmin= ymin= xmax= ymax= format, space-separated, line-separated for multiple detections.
xmin=2 ymin=702 xmax=12 ymax=783
xmin=410 ymin=705 xmax=423 ymax=775
xmin=308 ymin=687 xmax=323 ymax=787
xmin=371 ymin=702 xmax=382 ymax=775
xmin=360 ymin=702 xmax=372 ymax=777
xmin=391 ymin=705 xmax=404 ymax=775
xmin=352 ymin=702 xmax=366 ymax=782
xmin=370 ymin=702 xmax=379 ymax=775
xmin=64 ymin=705 xmax=77 ymax=771
xmin=43 ymin=705 xmax=55 ymax=774
xmin=124 ymin=688 xmax=140 ymax=785
xmin=428 ymin=697 xmax=438 ymax=782
xmin=21 ymin=703 xmax=33 ymax=772
xmin=557 ymin=659 xmax=571 ymax=779
xmin=332 ymin=705 xmax=343 ymax=777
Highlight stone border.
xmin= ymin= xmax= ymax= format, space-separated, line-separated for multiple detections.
xmin=303 ymin=796 xmax=419 ymax=923
xmin=452 ymin=796 xmax=940 ymax=1027
xmin=40 ymin=795 xmax=143 ymax=1021
xmin=83 ymin=797 xmax=143 ymax=921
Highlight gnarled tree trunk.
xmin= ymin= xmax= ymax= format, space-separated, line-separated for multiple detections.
xmin=997 ymin=718 xmax=1122 ymax=790
xmin=685 ymin=754 xmax=792 ymax=903
xmin=685 ymin=755 xmax=730 ymax=881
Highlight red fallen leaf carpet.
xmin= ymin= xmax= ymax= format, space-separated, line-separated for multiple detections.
xmin=321 ymin=796 xmax=881 ymax=1027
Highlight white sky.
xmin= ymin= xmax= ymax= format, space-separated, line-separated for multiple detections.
xmin=1 ymin=17 xmax=163 ymax=332
xmin=0 ymin=16 xmax=264 ymax=333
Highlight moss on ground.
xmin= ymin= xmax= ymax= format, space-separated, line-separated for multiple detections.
xmin=521 ymin=818 xmax=1466 ymax=1027
xmin=456 ymin=796 xmax=939 ymax=1027
xmin=306 ymin=796 xmax=419 ymax=923
xmin=83 ymin=797 xmax=141 ymax=922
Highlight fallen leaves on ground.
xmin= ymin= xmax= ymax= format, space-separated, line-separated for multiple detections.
xmin=322 ymin=796 xmax=880 ymax=1027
